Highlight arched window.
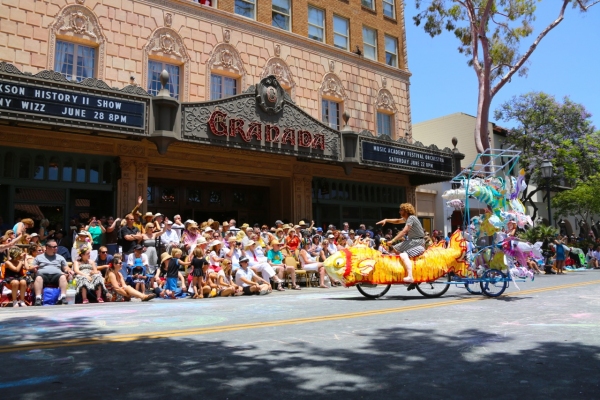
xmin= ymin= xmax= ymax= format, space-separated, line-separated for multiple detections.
xmin=261 ymin=50 xmax=296 ymax=99
xmin=375 ymin=83 xmax=398 ymax=138
xmin=90 ymin=160 xmax=100 ymax=183
xmin=63 ymin=159 xmax=73 ymax=181
xmin=143 ymin=27 xmax=190 ymax=101
xmin=207 ymin=38 xmax=247 ymax=101
xmin=319 ymin=67 xmax=347 ymax=130
xmin=76 ymin=160 xmax=86 ymax=183
xmin=48 ymin=5 xmax=106 ymax=81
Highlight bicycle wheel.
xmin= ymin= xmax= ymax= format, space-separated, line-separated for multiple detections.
xmin=464 ymin=278 xmax=483 ymax=295
xmin=415 ymin=273 xmax=451 ymax=298
xmin=480 ymin=269 xmax=508 ymax=297
xmin=356 ymin=283 xmax=391 ymax=299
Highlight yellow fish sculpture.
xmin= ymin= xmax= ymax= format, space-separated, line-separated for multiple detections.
xmin=324 ymin=231 xmax=470 ymax=286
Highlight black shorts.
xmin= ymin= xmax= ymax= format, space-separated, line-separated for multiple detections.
xmin=242 ymin=286 xmax=258 ymax=296
xmin=37 ymin=273 xmax=64 ymax=285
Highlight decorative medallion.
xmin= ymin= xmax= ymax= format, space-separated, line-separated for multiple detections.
xmin=375 ymin=88 xmax=397 ymax=112
xmin=164 ymin=12 xmax=172 ymax=27
xmin=329 ymin=60 xmax=335 ymax=73
xmin=224 ymin=29 xmax=230 ymax=43
xmin=320 ymin=74 xmax=347 ymax=100
xmin=382 ymin=77 xmax=387 ymax=88
xmin=274 ymin=44 xmax=281 ymax=57
xmin=256 ymin=75 xmax=285 ymax=115
xmin=260 ymin=58 xmax=295 ymax=88
xmin=151 ymin=33 xmax=182 ymax=57
xmin=59 ymin=11 xmax=97 ymax=38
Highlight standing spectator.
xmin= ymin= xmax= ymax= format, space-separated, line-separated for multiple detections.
xmin=13 ymin=218 xmax=34 ymax=237
xmin=74 ymin=230 xmax=93 ymax=253
xmin=119 ymin=214 xmax=143 ymax=255
xmin=54 ymin=229 xmax=71 ymax=249
xmin=38 ymin=219 xmax=55 ymax=245
xmin=103 ymin=216 xmax=121 ymax=254
xmin=31 ymin=239 xmax=72 ymax=306
xmin=86 ymin=217 xmax=105 ymax=251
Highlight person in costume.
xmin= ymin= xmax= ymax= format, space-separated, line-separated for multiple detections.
xmin=377 ymin=203 xmax=425 ymax=283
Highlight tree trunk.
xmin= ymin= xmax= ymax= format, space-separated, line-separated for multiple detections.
xmin=475 ymin=66 xmax=492 ymax=160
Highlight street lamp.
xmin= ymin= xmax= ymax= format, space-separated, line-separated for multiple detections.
xmin=540 ymin=159 xmax=553 ymax=226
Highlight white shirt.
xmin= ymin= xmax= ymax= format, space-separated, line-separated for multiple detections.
xmin=235 ymin=267 xmax=256 ymax=287
xmin=161 ymin=229 xmax=179 ymax=245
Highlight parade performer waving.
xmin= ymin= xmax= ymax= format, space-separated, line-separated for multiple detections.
xmin=377 ymin=203 xmax=425 ymax=283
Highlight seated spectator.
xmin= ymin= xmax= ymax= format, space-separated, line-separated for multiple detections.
xmin=325 ymin=234 xmax=337 ymax=257
xmin=25 ymin=243 xmax=43 ymax=269
xmin=244 ymin=240 xmax=285 ymax=291
xmin=159 ymin=249 xmax=190 ymax=299
xmin=105 ymin=254 xmax=155 ymax=302
xmin=235 ymin=256 xmax=270 ymax=295
xmin=142 ymin=222 xmax=164 ymax=270
xmin=171 ymin=215 xmax=185 ymax=238
xmin=31 ymin=239 xmax=72 ymax=306
xmin=29 ymin=233 xmax=41 ymax=245
xmin=217 ymin=259 xmax=242 ymax=296
xmin=182 ymin=223 xmax=200 ymax=253
xmin=337 ymin=236 xmax=348 ymax=250
xmin=73 ymin=246 xmax=106 ymax=304
xmin=54 ymin=229 xmax=71 ymax=249
xmin=268 ymin=239 xmax=300 ymax=290
xmin=225 ymin=237 xmax=243 ymax=271
xmin=160 ymin=219 xmax=182 ymax=254
xmin=126 ymin=245 xmax=149 ymax=277
xmin=286 ymin=228 xmax=300 ymax=252
xmin=73 ymin=230 xmax=93 ymax=252
xmin=96 ymin=246 xmax=113 ymax=277
xmin=153 ymin=213 xmax=165 ymax=232
xmin=2 ymin=247 xmax=29 ymax=307
xmin=309 ymin=235 xmax=327 ymax=261
xmin=299 ymin=239 xmax=328 ymax=288
xmin=208 ymin=240 xmax=224 ymax=272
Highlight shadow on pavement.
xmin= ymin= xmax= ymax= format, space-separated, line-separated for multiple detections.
xmin=0 ymin=314 xmax=598 ymax=399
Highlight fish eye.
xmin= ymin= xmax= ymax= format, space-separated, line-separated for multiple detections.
xmin=335 ymin=258 xmax=344 ymax=267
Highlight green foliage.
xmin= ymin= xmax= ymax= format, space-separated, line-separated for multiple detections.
xmin=552 ymin=177 xmax=600 ymax=223
xmin=494 ymin=92 xmax=599 ymax=187
xmin=518 ymin=224 xmax=559 ymax=242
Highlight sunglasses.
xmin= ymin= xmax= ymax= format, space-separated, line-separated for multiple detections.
xmin=47 ymin=245 xmax=58 ymax=249
xmin=100 ymin=251 xmax=107 ymax=254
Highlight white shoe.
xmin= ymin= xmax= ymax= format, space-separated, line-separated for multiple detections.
xmin=259 ymin=289 xmax=269 ymax=295
xmin=19 ymin=301 xmax=28 ymax=307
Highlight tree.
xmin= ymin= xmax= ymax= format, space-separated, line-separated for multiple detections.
xmin=413 ymin=0 xmax=599 ymax=154
xmin=494 ymin=92 xmax=600 ymax=219
xmin=552 ymin=177 xmax=600 ymax=230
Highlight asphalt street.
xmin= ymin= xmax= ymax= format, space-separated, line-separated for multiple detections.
xmin=1 ymin=270 xmax=600 ymax=399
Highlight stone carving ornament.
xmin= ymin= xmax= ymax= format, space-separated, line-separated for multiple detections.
xmin=256 ymin=75 xmax=285 ymax=115
xmin=376 ymin=88 xmax=397 ymax=112
xmin=60 ymin=11 xmax=97 ymax=38
xmin=320 ymin=73 xmax=347 ymax=101
xmin=164 ymin=12 xmax=172 ymax=27
xmin=206 ymin=43 xmax=247 ymax=98
xmin=151 ymin=33 xmax=182 ymax=57
xmin=260 ymin=57 xmax=295 ymax=89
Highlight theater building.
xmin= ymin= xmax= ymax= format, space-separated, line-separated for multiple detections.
xmin=0 ymin=0 xmax=462 ymax=228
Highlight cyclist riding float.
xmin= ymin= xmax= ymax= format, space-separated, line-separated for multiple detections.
xmin=323 ymin=148 xmax=538 ymax=299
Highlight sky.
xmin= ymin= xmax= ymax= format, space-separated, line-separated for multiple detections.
xmin=404 ymin=1 xmax=600 ymax=130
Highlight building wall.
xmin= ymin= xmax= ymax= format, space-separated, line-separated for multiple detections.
xmin=0 ymin=0 xmax=411 ymax=137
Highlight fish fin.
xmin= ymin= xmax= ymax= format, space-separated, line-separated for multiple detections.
xmin=358 ymin=259 xmax=376 ymax=275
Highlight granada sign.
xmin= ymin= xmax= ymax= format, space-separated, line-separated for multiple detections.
xmin=207 ymin=110 xmax=325 ymax=150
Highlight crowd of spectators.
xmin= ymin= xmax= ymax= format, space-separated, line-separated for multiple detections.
xmin=0 ymin=196 xmax=411 ymax=307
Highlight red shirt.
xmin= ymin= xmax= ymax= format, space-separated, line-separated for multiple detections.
xmin=287 ymin=236 xmax=300 ymax=252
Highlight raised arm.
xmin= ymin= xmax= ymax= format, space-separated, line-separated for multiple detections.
xmin=377 ymin=218 xmax=406 ymax=225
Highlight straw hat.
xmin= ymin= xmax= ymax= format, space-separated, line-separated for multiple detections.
xmin=222 ymin=221 xmax=229 ymax=227
xmin=282 ymin=224 xmax=290 ymax=229
xmin=160 ymin=252 xmax=172 ymax=264
xmin=299 ymin=220 xmax=307 ymax=226
xmin=270 ymin=239 xmax=281 ymax=246
xmin=227 ymin=236 xmax=237 ymax=242
xmin=196 ymin=237 xmax=207 ymax=245
xmin=293 ymin=225 xmax=301 ymax=229
xmin=144 ymin=212 xmax=154 ymax=218
xmin=241 ymin=223 xmax=250 ymax=229
xmin=210 ymin=220 xmax=220 ymax=230
xmin=208 ymin=240 xmax=221 ymax=249
xmin=245 ymin=240 xmax=255 ymax=248
xmin=204 ymin=226 xmax=214 ymax=233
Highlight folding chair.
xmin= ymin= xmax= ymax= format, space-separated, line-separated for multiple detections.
xmin=284 ymin=256 xmax=306 ymax=288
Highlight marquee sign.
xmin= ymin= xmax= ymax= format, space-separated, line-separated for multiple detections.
xmin=360 ymin=137 xmax=455 ymax=177
xmin=182 ymin=75 xmax=340 ymax=161
xmin=0 ymin=62 xmax=149 ymax=134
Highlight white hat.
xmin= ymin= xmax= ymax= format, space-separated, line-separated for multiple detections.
xmin=208 ymin=240 xmax=221 ymax=248
xmin=328 ymin=234 xmax=334 ymax=239
xmin=204 ymin=226 xmax=214 ymax=232
xmin=196 ymin=237 xmax=207 ymax=245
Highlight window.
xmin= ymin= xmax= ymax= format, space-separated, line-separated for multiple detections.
xmin=62 ymin=160 xmax=73 ymax=181
xmin=76 ymin=161 xmax=86 ymax=183
xmin=383 ymin=0 xmax=395 ymax=18
xmin=272 ymin=0 xmax=291 ymax=31
xmin=333 ymin=15 xmax=349 ymax=50
xmin=385 ymin=35 xmax=398 ymax=67
xmin=363 ymin=27 xmax=377 ymax=60
xmin=210 ymin=75 xmax=237 ymax=100
xmin=308 ymin=6 xmax=325 ymax=42
xmin=322 ymin=100 xmax=340 ymax=130
xmin=377 ymin=112 xmax=393 ymax=136
xmin=54 ymin=40 xmax=95 ymax=82
xmin=148 ymin=61 xmax=180 ymax=99
xmin=361 ymin=0 xmax=374 ymax=9
xmin=235 ymin=0 xmax=255 ymax=19
xmin=34 ymin=155 xmax=45 ymax=180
